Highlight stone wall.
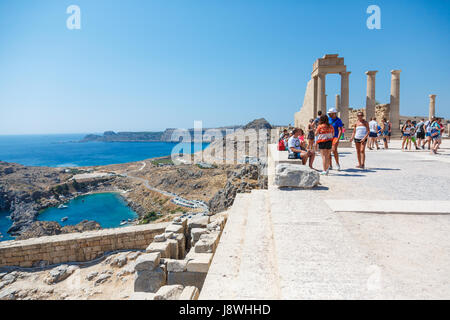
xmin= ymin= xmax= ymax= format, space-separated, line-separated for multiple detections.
xmin=0 ymin=223 xmax=168 ymax=268
xmin=349 ymin=104 xmax=390 ymax=127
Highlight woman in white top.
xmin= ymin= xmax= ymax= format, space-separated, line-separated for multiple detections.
xmin=350 ymin=112 xmax=370 ymax=169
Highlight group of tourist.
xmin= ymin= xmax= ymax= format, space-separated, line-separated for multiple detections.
xmin=278 ymin=110 xmax=447 ymax=174
xmin=278 ymin=108 xmax=345 ymax=175
xmin=401 ymin=118 xmax=445 ymax=154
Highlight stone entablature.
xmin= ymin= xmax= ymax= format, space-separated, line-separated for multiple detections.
xmin=0 ymin=223 xmax=168 ymax=268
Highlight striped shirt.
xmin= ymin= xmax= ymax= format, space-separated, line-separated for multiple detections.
xmin=315 ymin=124 xmax=334 ymax=143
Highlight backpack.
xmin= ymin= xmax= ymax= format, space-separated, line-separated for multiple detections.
xmin=278 ymin=139 xmax=286 ymax=151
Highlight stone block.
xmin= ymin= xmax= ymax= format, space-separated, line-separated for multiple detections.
xmin=154 ymin=284 xmax=184 ymax=300
xmin=188 ymin=216 xmax=210 ymax=230
xmin=274 ymin=163 xmax=320 ymax=188
xmin=166 ymin=259 xmax=188 ymax=272
xmin=194 ymin=234 xmax=217 ymax=254
xmin=165 ymin=224 xmax=184 ymax=234
xmin=179 ymin=286 xmax=200 ymax=300
xmin=186 ymin=253 xmax=213 ymax=273
xmin=134 ymin=252 xmax=161 ymax=272
xmin=167 ymin=271 xmax=207 ymax=290
xmin=153 ymin=233 xmax=166 ymax=242
xmin=191 ymin=228 xmax=207 ymax=243
xmin=175 ymin=233 xmax=186 ymax=259
xmin=134 ymin=267 xmax=166 ymax=293
xmin=167 ymin=239 xmax=179 ymax=259
xmin=146 ymin=241 xmax=170 ymax=258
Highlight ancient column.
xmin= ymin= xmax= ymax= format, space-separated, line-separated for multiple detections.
xmin=365 ymin=71 xmax=378 ymax=121
xmin=340 ymin=71 xmax=350 ymax=128
xmin=429 ymin=94 xmax=436 ymax=120
xmin=389 ymin=70 xmax=401 ymax=133
xmin=335 ymin=94 xmax=340 ymax=110
xmin=317 ymin=73 xmax=326 ymax=114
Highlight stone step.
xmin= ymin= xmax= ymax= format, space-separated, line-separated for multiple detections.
xmin=233 ymin=190 xmax=280 ymax=299
xmin=199 ymin=191 xmax=252 ymax=299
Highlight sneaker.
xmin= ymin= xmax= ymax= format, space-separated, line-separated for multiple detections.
xmin=336 ymin=164 xmax=341 ymax=171
xmin=320 ymin=171 xmax=328 ymax=175
xmin=329 ymin=165 xmax=333 ymax=170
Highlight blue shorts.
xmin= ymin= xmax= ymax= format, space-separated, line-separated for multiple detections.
xmin=403 ymin=133 xmax=410 ymax=137
xmin=288 ymin=152 xmax=302 ymax=160
xmin=425 ymin=132 xmax=431 ymax=137
xmin=369 ymin=132 xmax=378 ymax=138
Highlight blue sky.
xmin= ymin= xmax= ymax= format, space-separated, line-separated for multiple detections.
xmin=0 ymin=0 xmax=449 ymax=134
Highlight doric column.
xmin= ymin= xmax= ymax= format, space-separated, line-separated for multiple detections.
xmin=335 ymin=94 xmax=340 ymax=110
xmin=429 ymin=94 xmax=436 ymax=120
xmin=365 ymin=71 xmax=378 ymax=120
xmin=317 ymin=73 xmax=326 ymax=114
xmin=340 ymin=71 xmax=350 ymax=128
xmin=389 ymin=70 xmax=401 ymax=132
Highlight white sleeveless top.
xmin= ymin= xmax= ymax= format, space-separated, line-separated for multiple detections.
xmin=355 ymin=125 xmax=367 ymax=139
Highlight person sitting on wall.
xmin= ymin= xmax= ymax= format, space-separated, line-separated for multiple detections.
xmin=287 ymin=128 xmax=315 ymax=169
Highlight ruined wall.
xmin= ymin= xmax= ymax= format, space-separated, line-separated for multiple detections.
xmin=294 ymin=78 xmax=316 ymax=130
xmin=0 ymin=223 xmax=167 ymax=268
xmin=349 ymin=104 xmax=390 ymax=127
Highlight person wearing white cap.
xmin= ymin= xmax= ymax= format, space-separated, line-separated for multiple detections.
xmin=327 ymin=108 xmax=343 ymax=171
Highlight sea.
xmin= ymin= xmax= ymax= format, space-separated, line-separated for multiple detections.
xmin=0 ymin=134 xmax=208 ymax=167
xmin=0 ymin=134 xmax=209 ymax=241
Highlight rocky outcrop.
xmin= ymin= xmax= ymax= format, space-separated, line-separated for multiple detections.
xmin=16 ymin=220 xmax=101 ymax=240
xmin=242 ymin=118 xmax=273 ymax=130
xmin=208 ymin=164 xmax=261 ymax=213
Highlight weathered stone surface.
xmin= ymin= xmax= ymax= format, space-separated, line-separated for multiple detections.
xmin=167 ymin=271 xmax=207 ymax=290
xmin=194 ymin=234 xmax=218 ymax=254
xmin=154 ymin=233 xmax=166 ymax=242
xmin=146 ymin=241 xmax=170 ymax=258
xmin=134 ymin=267 xmax=166 ymax=293
xmin=274 ymin=164 xmax=319 ymax=188
xmin=188 ymin=216 xmax=210 ymax=229
xmin=166 ymin=259 xmax=188 ymax=272
xmin=94 ymin=273 xmax=111 ymax=285
xmin=186 ymin=253 xmax=213 ymax=273
xmin=174 ymin=233 xmax=186 ymax=259
xmin=154 ymin=284 xmax=184 ymax=300
xmin=179 ymin=286 xmax=200 ymax=300
xmin=165 ymin=224 xmax=184 ymax=234
xmin=0 ymin=287 xmax=17 ymax=300
xmin=167 ymin=239 xmax=179 ymax=259
xmin=134 ymin=252 xmax=161 ymax=272
xmin=191 ymin=228 xmax=207 ymax=242
xmin=110 ymin=253 xmax=128 ymax=268
xmin=85 ymin=271 xmax=98 ymax=281
xmin=45 ymin=265 xmax=79 ymax=284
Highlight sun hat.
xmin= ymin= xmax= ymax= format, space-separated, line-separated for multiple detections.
xmin=327 ymin=108 xmax=338 ymax=114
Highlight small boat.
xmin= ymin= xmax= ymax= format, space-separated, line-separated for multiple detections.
xmin=61 ymin=217 xmax=69 ymax=222
xmin=127 ymin=218 xmax=132 ymax=222
xmin=120 ymin=220 xmax=128 ymax=226
xmin=58 ymin=204 xmax=68 ymax=209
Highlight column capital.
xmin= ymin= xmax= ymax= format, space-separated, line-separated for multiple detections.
xmin=340 ymin=71 xmax=351 ymax=76
xmin=429 ymin=94 xmax=437 ymax=99
xmin=365 ymin=70 xmax=378 ymax=76
xmin=390 ymin=70 xmax=401 ymax=78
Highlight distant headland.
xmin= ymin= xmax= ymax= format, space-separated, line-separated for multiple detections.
xmin=79 ymin=118 xmax=273 ymax=143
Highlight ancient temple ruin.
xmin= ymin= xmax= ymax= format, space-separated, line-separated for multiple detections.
xmin=294 ymin=54 xmax=402 ymax=135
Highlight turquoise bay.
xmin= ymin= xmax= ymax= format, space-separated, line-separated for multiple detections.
xmin=38 ymin=193 xmax=138 ymax=228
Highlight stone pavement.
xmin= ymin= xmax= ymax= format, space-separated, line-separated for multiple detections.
xmin=200 ymin=139 xmax=450 ymax=299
